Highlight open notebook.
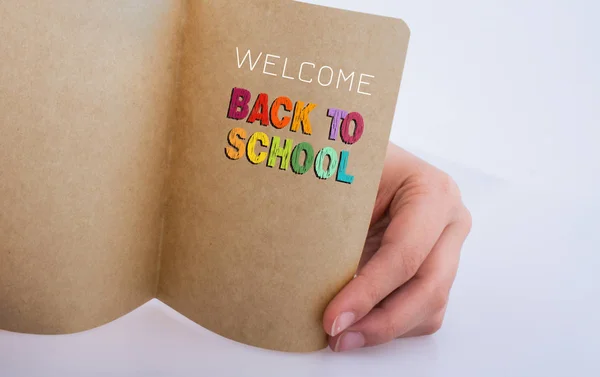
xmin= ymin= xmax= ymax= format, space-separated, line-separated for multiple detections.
xmin=0 ymin=0 xmax=410 ymax=352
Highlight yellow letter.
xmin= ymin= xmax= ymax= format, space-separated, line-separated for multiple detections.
xmin=247 ymin=132 xmax=270 ymax=164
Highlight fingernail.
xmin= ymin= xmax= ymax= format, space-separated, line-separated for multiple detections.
xmin=331 ymin=312 xmax=355 ymax=337
xmin=335 ymin=332 xmax=365 ymax=352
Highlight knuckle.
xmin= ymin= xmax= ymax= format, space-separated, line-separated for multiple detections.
xmin=410 ymin=170 xmax=461 ymax=203
xmin=433 ymin=291 xmax=448 ymax=313
xmin=425 ymin=282 xmax=449 ymax=313
xmin=461 ymin=206 xmax=473 ymax=232
xmin=437 ymin=171 xmax=458 ymax=196
xmin=431 ymin=170 xmax=461 ymax=199
xmin=422 ymin=316 xmax=445 ymax=335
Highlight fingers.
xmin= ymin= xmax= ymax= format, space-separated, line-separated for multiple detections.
xmin=329 ymin=221 xmax=467 ymax=351
xmin=323 ymin=195 xmax=450 ymax=338
xmin=328 ymin=278 xmax=438 ymax=351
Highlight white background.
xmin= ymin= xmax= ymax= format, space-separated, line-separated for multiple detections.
xmin=1 ymin=0 xmax=599 ymax=376
xmin=378 ymin=0 xmax=599 ymax=199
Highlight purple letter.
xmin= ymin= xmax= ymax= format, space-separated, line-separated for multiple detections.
xmin=326 ymin=108 xmax=348 ymax=141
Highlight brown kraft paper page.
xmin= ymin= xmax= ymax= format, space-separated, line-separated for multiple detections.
xmin=158 ymin=0 xmax=410 ymax=352
xmin=0 ymin=0 xmax=184 ymax=334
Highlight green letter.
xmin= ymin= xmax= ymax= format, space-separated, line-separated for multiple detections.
xmin=267 ymin=136 xmax=294 ymax=170
xmin=291 ymin=142 xmax=315 ymax=175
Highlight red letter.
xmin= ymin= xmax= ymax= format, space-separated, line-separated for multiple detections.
xmin=247 ymin=93 xmax=270 ymax=126
xmin=340 ymin=112 xmax=364 ymax=144
xmin=270 ymin=96 xmax=293 ymax=129
xmin=227 ymin=87 xmax=252 ymax=120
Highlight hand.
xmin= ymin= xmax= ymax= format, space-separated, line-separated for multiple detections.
xmin=323 ymin=142 xmax=472 ymax=352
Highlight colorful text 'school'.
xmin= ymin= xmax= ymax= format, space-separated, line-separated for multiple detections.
xmin=224 ymin=87 xmax=365 ymax=184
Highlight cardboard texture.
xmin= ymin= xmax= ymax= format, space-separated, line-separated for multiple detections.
xmin=0 ymin=0 xmax=184 ymax=333
xmin=1 ymin=0 xmax=409 ymax=352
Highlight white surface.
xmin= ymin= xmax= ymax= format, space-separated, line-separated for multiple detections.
xmin=2 ymin=0 xmax=599 ymax=376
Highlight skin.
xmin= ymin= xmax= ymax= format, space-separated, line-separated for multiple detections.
xmin=323 ymin=142 xmax=472 ymax=352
